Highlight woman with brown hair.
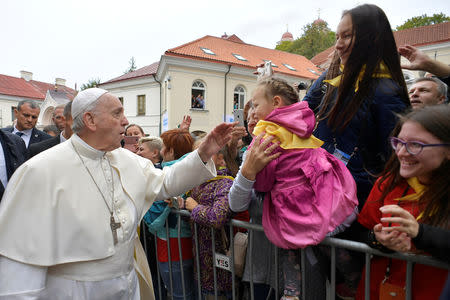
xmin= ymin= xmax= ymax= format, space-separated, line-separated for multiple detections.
xmin=304 ymin=4 xmax=410 ymax=208
xmin=356 ymin=104 xmax=450 ymax=299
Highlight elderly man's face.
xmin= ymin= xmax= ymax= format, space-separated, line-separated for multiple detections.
xmin=93 ymin=94 xmax=129 ymax=151
xmin=15 ymin=103 xmax=40 ymax=131
xmin=52 ymin=107 xmax=65 ymax=131
xmin=409 ymin=81 xmax=445 ymax=109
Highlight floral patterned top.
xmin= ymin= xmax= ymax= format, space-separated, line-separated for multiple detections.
xmin=190 ymin=168 xmax=234 ymax=293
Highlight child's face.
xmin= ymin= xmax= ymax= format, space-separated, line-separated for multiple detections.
xmin=252 ymin=87 xmax=276 ymax=122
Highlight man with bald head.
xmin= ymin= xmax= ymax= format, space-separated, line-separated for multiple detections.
xmin=0 ymin=88 xmax=235 ymax=299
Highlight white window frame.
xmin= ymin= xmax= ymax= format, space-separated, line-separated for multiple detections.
xmin=191 ymin=80 xmax=206 ymax=110
xmin=233 ymin=85 xmax=246 ymax=109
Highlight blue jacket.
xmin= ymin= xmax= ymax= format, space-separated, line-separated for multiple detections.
xmin=143 ymin=153 xmax=192 ymax=239
xmin=304 ymin=71 xmax=408 ymax=206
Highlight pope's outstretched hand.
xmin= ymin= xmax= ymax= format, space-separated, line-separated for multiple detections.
xmin=197 ymin=122 xmax=237 ymax=162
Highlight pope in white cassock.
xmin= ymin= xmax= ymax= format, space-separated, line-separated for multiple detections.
xmin=0 ymin=88 xmax=235 ymax=299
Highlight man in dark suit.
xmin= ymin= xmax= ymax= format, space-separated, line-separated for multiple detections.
xmin=3 ymin=100 xmax=52 ymax=148
xmin=29 ymin=102 xmax=73 ymax=158
xmin=0 ymin=130 xmax=27 ymax=200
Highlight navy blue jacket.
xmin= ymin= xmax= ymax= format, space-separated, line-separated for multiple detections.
xmin=2 ymin=127 xmax=52 ymax=148
xmin=0 ymin=130 xmax=27 ymax=199
xmin=304 ymin=72 xmax=408 ymax=206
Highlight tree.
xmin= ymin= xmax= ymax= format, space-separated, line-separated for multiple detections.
xmin=80 ymin=78 xmax=101 ymax=91
xmin=124 ymin=56 xmax=137 ymax=74
xmin=396 ymin=13 xmax=450 ymax=31
xmin=275 ymin=20 xmax=335 ymax=59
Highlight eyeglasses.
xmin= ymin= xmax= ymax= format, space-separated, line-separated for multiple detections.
xmin=390 ymin=137 xmax=450 ymax=155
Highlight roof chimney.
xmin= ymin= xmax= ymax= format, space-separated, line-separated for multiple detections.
xmin=20 ymin=70 xmax=33 ymax=81
xmin=55 ymin=78 xmax=66 ymax=86
xmin=221 ymin=32 xmax=229 ymax=39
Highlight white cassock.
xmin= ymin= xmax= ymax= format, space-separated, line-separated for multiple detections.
xmin=0 ymin=134 xmax=216 ymax=299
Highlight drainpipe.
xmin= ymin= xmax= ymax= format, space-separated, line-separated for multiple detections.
xmin=224 ymin=65 xmax=231 ymax=122
xmin=152 ymin=74 xmax=162 ymax=135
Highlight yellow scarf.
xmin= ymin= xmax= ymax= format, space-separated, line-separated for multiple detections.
xmin=323 ymin=62 xmax=392 ymax=92
xmin=395 ymin=177 xmax=428 ymax=220
xmin=253 ymin=120 xmax=323 ymax=150
xmin=207 ymin=175 xmax=234 ymax=183
xmin=395 ymin=177 xmax=426 ymax=202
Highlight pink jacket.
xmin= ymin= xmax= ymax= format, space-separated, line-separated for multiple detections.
xmin=253 ymin=102 xmax=358 ymax=249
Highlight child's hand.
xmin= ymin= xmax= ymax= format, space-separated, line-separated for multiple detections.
xmin=241 ymin=133 xmax=280 ymax=180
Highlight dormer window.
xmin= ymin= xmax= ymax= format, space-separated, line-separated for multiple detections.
xmin=233 ymin=53 xmax=247 ymax=61
xmin=283 ymin=63 xmax=296 ymax=71
xmin=200 ymin=47 xmax=215 ymax=55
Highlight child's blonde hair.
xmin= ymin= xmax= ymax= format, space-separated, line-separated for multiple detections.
xmin=257 ymin=77 xmax=299 ymax=105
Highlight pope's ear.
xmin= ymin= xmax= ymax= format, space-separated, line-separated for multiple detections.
xmin=82 ymin=112 xmax=96 ymax=131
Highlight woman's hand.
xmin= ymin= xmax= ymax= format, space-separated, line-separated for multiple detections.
xmin=164 ymin=197 xmax=184 ymax=209
xmin=373 ymin=223 xmax=411 ymax=253
xmin=185 ymin=197 xmax=198 ymax=212
xmin=240 ymin=133 xmax=280 ymax=181
xmin=228 ymin=126 xmax=247 ymax=156
xmin=399 ymin=44 xmax=450 ymax=77
xmin=379 ymin=205 xmax=420 ymax=238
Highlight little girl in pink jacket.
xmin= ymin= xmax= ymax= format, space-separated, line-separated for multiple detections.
xmin=250 ymin=77 xmax=358 ymax=300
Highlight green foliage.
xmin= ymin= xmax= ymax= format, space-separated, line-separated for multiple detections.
xmin=124 ymin=56 xmax=137 ymax=74
xmin=275 ymin=20 xmax=335 ymax=59
xmin=396 ymin=13 xmax=449 ymax=31
xmin=276 ymin=41 xmax=294 ymax=52
xmin=80 ymin=78 xmax=101 ymax=91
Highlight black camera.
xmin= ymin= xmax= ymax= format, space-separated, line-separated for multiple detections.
xmin=297 ymin=81 xmax=308 ymax=91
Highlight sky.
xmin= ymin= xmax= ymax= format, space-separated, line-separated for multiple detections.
xmin=1 ymin=0 xmax=449 ymax=89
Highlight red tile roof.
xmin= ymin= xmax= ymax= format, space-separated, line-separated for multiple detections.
xmin=101 ymin=62 xmax=159 ymax=85
xmin=28 ymin=80 xmax=77 ymax=100
xmin=311 ymin=21 xmax=450 ymax=68
xmin=394 ymin=21 xmax=450 ymax=47
xmin=165 ymin=35 xmax=320 ymax=79
xmin=310 ymin=46 xmax=335 ymax=67
xmin=225 ymin=34 xmax=245 ymax=44
xmin=0 ymin=74 xmax=77 ymax=101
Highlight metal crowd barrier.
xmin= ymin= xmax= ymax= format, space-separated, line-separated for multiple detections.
xmin=140 ymin=209 xmax=450 ymax=300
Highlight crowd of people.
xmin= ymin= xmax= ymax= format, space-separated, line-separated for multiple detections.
xmin=0 ymin=3 xmax=448 ymax=300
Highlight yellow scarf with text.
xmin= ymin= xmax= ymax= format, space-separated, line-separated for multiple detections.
xmin=324 ymin=62 xmax=392 ymax=92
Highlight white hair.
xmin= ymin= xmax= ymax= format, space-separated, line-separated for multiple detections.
xmin=71 ymin=99 xmax=101 ymax=134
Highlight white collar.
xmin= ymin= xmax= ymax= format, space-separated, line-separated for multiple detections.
xmin=13 ymin=127 xmax=32 ymax=136
xmin=71 ymin=134 xmax=106 ymax=160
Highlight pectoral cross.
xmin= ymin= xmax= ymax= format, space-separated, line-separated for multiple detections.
xmin=110 ymin=214 xmax=121 ymax=245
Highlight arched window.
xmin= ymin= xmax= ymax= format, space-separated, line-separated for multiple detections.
xmin=233 ymin=85 xmax=245 ymax=109
xmin=191 ymin=80 xmax=206 ymax=109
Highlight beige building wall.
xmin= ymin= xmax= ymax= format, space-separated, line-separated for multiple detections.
xmin=161 ymin=62 xmax=311 ymax=133
xmin=0 ymin=96 xmax=19 ymax=128
xmin=100 ymin=78 xmax=161 ymax=137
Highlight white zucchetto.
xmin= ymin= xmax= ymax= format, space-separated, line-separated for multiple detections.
xmin=72 ymin=88 xmax=108 ymax=119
